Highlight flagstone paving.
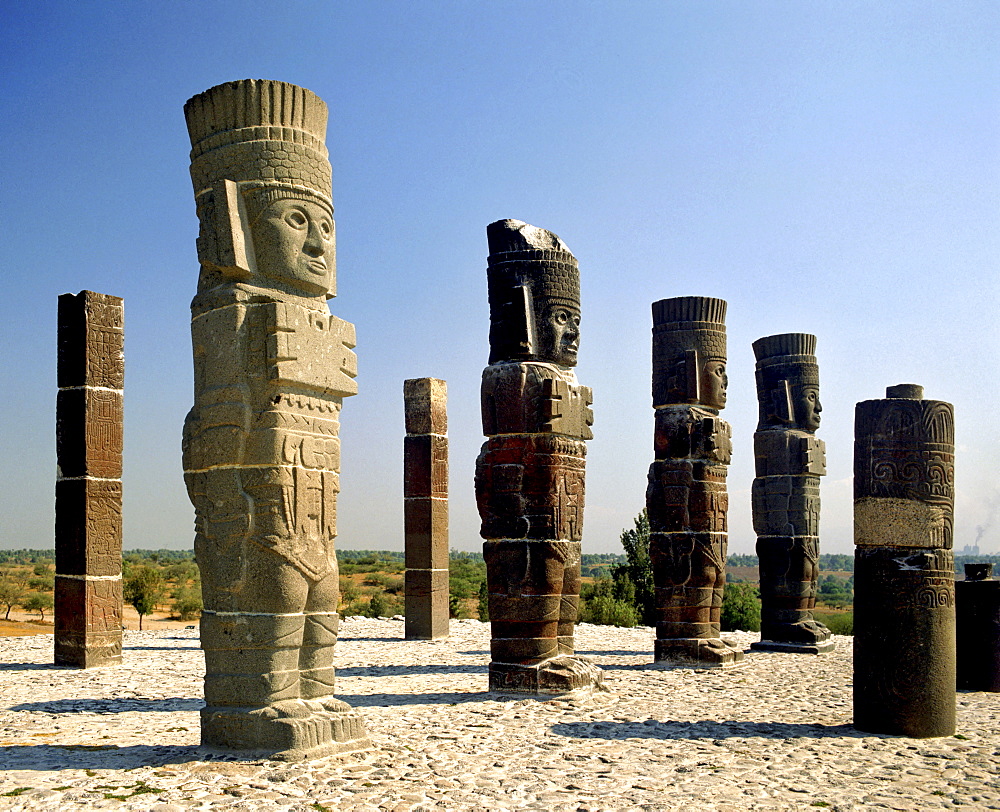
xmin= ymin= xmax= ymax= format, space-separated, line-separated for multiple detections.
xmin=1 ymin=619 xmax=998 ymax=810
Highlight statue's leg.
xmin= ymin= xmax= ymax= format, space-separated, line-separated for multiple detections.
xmin=300 ymin=569 xmax=341 ymax=703
xmin=754 ymin=536 xmax=833 ymax=651
xmin=558 ymin=542 xmax=582 ymax=655
xmin=484 ymin=540 xmax=561 ymax=666
xmin=652 ymin=533 xmax=740 ymax=666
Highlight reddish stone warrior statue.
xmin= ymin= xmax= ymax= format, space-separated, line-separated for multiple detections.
xmin=647 ymin=296 xmax=742 ymax=667
xmin=476 ymin=219 xmax=603 ymax=695
xmin=749 ymin=333 xmax=834 ymax=654
xmin=183 ymin=79 xmax=368 ymax=759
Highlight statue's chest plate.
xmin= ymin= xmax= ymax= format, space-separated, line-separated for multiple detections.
xmin=265 ymin=302 xmax=357 ymax=398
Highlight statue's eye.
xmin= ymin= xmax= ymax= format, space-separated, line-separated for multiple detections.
xmin=320 ymin=220 xmax=333 ymax=238
xmin=285 ymin=210 xmax=308 ymax=228
xmin=554 ymin=310 xmax=569 ymax=324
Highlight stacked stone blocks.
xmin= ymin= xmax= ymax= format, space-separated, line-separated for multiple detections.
xmin=854 ymin=384 xmax=956 ymax=737
xmin=647 ymin=296 xmax=742 ymax=668
xmin=404 ymin=377 xmax=449 ymax=640
xmin=749 ymin=333 xmax=833 ymax=654
xmin=183 ymin=79 xmax=369 ymax=759
xmin=477 ymin=219 xmax=603 ymax=696
xmin=55 ymin=290 xmax=124 ymax=668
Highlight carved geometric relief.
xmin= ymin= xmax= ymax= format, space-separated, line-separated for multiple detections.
xmin=266 ymin=302 xmax=357 ymax=397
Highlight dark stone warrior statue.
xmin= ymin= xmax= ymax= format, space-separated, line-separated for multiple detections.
xmin=183 ymin=79 xmax=369 ymax=759
xmin=647 ymin=297 xmax=742 ymax=667
xmin=749 ymin=333 xmax=834 ymax=654
xmin=476 ymin=218 xmax=603 ymax=696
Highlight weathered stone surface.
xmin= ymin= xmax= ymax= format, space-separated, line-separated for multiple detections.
xmin=853 ymin=385 xmax=955 ymax=738
xmin=477 ymin=219 xmax=603 ymax=696
xmin=54 ymin=290 xmax=124 ymax=669
xmin=404 ymin=383 xmax=449 ymax=640
xmin=183 ymin=79 xmax=368 ymax=759
xmin=956 ymin=563 xmax=1000 ymax=691
xmin=749 ymin=333 xmax=833 ymax=655
xmin=647 ymin=297 xmax=741 ymax=668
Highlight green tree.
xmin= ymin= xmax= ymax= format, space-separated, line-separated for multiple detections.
xmin=171 ymin=584 xmax=203 ymax=620
xmin=23 ymin=591 xmax=53 ymax=622
xmin=720 ymin=582 xmax=761 ymax=632
xmin=368 ymin=592 xmax=388 ymax=618
xmin=124 ymin=565 xmax=166 ymax=630
xmin=611 ymin=509 xmax=656 ymax=625
xmin=0 ymin=572 xmax=26 ymax=620
xmin=579 ymin=578 xmax=640 ymax=627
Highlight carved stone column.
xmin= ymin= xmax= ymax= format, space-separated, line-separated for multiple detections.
xmin=404 ymin=377 xmax=449 ymax=640
xmin=854 ymin=384 xmax=955 ymax=737
xmin=476 ymin=219 xmax=603 ymax=696
xmin=956 ymin=563 xmax=1000 ymax=692
xmin=54 ymin=290 xmax=124 ymax=668
xmin=749 ymin=333 xmax=833 ymax=654
xmin=183 ymin=79 xmax=369 ymax=759
xmin=647 ymin=296 xmax=742 ymax=668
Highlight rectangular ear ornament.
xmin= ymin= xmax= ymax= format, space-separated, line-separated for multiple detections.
xmin=212 ymin=179 xmax=255 ymax=280
xmin=686 ymin=348 xmax=700 ymax=402
xmin=518 ymin=285 xmax=536 ymax=356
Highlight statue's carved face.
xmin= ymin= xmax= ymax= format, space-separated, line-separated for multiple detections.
xmin=252 ymin=199 xmax=334 ymax=295
xmin=794 ymin=384 xmax=822 ymax=431
xmin=701 ymin=360 xmax=728 ymax=409
xmin=536 ymin=304 xmax=580 ymax=366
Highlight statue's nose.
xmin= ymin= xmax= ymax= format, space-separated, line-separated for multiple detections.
xmin=303 ymin=221 xmax=325 ymax=256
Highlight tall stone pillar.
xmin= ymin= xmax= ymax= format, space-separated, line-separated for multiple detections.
xmin=749 ymin=333 xmax=833 ymax=654
xmin=956 ymin=563 xmax=1000 ymax=691
xmin=854 ymin=384 xmax=955 ymax=737
xmin=404 ymin=377 xmax=449 ymax=640
xmin=182 ymin=79 xmax=369 ymax=759
xmin=476 ymin=219 xmax=603 ymax=696
xmin=647 ymin=296 xmax=742 ymax=668
xmin=54 ymin=290 xmax=124 ymax=668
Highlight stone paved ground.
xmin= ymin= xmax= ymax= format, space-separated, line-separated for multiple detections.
xmin=1 ymin=619 xmax=998 ymax=811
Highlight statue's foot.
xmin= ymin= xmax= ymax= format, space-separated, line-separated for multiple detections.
xmin=489 ymin=655 xmax=606 ymax=698
xmin=751 ymin=620 xmax=835 ymax=654
xmin=653 ymin=636 xmax=744 ymax=668
xmin=200 ymin=698 xmax=371 ymax=761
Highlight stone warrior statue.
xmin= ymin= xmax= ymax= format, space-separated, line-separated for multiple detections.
xmin=647 ymin=297 xmax=742 ymax=667
xmin=476 ymin=219 xmax=603 ymax=696
xmin=749 ymin=334 xmax=834 ymax=654
xmin=182 ymin=79 xmax=369 ymax=759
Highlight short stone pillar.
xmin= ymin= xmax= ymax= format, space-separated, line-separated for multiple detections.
xmin=476 ymin=218 xmax=603 ymax=696
xmin=54 ymin=290 xmax=124 ymax=668
xmin=854 ymin=384 xmax=956 ymax=737
xmin=749 ymin=333 xmax=833 ymax=654
xmin=183 ymin=79 xmax=369 ymax=759
xmin=404 ymin=377 xmax=449 ymax=640
xmin=647 ymin=297 xmax=742 ymax=668
xmin=956 ymin=563 xmax=1000 ymax=691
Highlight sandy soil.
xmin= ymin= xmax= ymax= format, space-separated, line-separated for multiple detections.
xmin=0 ymin=605 xmax=196 ymax=637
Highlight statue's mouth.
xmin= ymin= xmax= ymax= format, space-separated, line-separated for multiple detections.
xmin=307 ymin=259 xmax=327 ymax=274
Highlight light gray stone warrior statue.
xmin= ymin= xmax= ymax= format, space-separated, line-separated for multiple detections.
xmin=476 ymin=219 xmax=603 ymax=696
xmin=647 ymin=297 xmax=742 ymax=667
xmin=183 ymin=79 xmax=369 ymax=759
xmin=854 ymin=384 xmax=956 ymax=738
xmin=749 ymin=334 xmax=834 ymax=654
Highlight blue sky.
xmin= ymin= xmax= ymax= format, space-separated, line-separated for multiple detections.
xmin=1 ymin=1 xmax=997 ymax=555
